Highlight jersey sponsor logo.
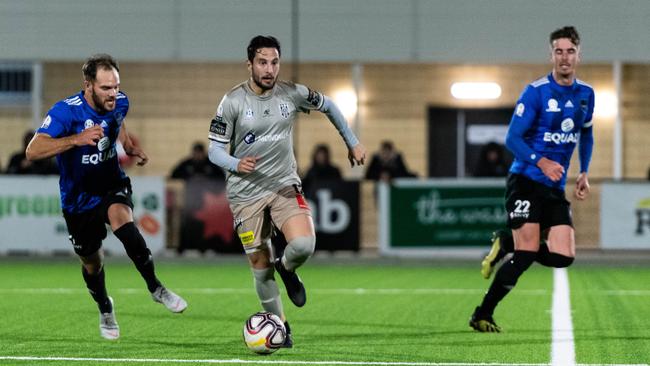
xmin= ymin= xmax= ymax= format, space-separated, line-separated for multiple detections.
xmin=545 ymin=98 xmax=561 ymax=112
xmin=565 ymin=100 xmax=574 ymax=108
xmin=257 ymin=132 xmax=289 ymax=143
xmin=84 ymin=119 xmax=95 ymax=129
xmin=243 ymin=131 xmax=289 ymax=144
xmin=515 ymin=103 xmax=525 ymax=117
xmin=307 ymin=88 xmax=323 ymax=108
xmin=41 ymin=115 xmax=52 ymax=129
xmin=238 ymin=230 xmax=255 ymax=246
xmin=245 ymin=108 xmax=254 ymax=120
xmin=100 ymin=120 xmax=108 ymax=128
xmin=210 ymin=118 xmax=227 ymax=136
xmin=560 ymin=118 xmax=574 ymax=132
xmin=279 ymin=103 xmax=290 ymax=119
xmin=97 ymin=136 xmax=110 ymax=151
xmin=544 ymin=131 xmax=579 ymax=144
xmin=244 ymin=132 xmax=256 ymax=144
xmin=262 ymin=108 xmax=271 ymax=118
xmin=81 ymin=147 xmax=117 ymax=165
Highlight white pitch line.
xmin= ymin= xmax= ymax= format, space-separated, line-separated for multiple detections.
xmin=0 ymin=356 xmax=646 ymax=366
xmin=551 ymin=268 xmax=575 ymax=366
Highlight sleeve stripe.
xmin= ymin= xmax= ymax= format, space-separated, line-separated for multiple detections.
xmin=208 ymin=134 xmax=230 ymax=143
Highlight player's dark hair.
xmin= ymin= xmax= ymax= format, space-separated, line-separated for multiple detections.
xmin=82 ymin=53 xmax=119 ymax=81
xmin=550 ymin=26 xmax=580 ymax=46
xmin=247 ymin=35 xmax=281 ymax=62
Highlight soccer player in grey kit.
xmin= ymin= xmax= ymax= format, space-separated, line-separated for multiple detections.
xmin=208 ymin=35 xmax=366 ymax=347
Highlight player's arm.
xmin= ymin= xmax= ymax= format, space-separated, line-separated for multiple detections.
xmin=208 ymin=141 xmax=259 ymax=174
xmin=118 ymin=120 xmax=148 ymax=166
xmin=575 ymin=130 xmax=593 ymax=200
xmin=505 ymin=86 xmax=564 ymax=182
xmin=575 ymin=93 xmax=595 ymax=200
xmin=207 ymin=94 xmax=257 ymax=174
xmin=26 ymin=126 xmax=104 ymax=161
xmin=319 ymin=96 xmax=366 ymax=167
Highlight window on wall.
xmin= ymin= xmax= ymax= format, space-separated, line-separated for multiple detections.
xmin=0 ymin=64 xmax=32 ymax=105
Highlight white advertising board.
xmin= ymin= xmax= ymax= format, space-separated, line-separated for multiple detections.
xmin=0 ymin=176 xmax=165 ymax=255
xmin=600 ymin=182 xmax=650 ymax=249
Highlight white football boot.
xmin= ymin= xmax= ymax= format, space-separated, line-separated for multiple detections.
xmin=99 ymin=297 xmax=120 ymax=340
xmin=151 ymin=286 xmax=187 ymax=313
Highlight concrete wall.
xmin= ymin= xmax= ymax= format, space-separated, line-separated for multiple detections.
xmin=1 ymin=0 xmax=649 ymax=63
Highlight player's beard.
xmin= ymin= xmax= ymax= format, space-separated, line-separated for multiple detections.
xmin=92 ymin=89 xmax=115 ymax=114
xmin=252 ymin=73 xmax=276 ymax=92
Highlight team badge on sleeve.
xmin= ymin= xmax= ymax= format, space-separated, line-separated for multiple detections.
xmin=515 ymin=103 xmax=525 ymax=117
xmin=307 ymin=88 xmax=323 ymax=108
xmin=210 ymin=118 xmax=227 ymax=136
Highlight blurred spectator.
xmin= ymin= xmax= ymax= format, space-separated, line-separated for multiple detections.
xmin=6 ymin=130 xmax=58 ymax=175
xmin=170 ymin=141 xmax=225 ymax=181
xmin=302 ymin=144 xmax=342 ymax=189
xmin=365 ymin=140 xmax=415 ymax=182
xmin=473 ymin=142 xmax=509 ymax=177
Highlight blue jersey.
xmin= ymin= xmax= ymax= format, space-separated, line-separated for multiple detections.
xmin=37 ymin=91 xmax=129 ymax=213
xmin=506 ymin=73 xmax=594 ymax=190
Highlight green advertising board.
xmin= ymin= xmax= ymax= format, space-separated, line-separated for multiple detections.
xmin=378 ymin=179 xmax=506 ymax=256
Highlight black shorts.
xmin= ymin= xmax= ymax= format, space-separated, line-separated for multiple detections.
xmin=63 ymin=178 xmax=134 ymax=257
xmin=505 ymin=173 xmax=572 ymax=230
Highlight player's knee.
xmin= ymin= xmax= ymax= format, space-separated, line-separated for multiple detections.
xmin=548 ymin=253 xmax=574 ymax=268
xmin=82 ymin=262 xmax=103 ymax=275
xmin=284 ymin=235 xmax=315 ymax=268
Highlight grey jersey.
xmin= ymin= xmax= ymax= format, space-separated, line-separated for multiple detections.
xmin=209 ymin=80 xmax=325 ymax=203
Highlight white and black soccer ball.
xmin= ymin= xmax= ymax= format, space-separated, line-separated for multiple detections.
xmin=243 ymin=311 xmax=286 ymax=354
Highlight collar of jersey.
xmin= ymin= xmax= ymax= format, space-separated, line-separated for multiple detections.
xmin=244 ymin=81 xmax=276 ymax=100
xmin=547 ymin=72 xmax=578 ymax=92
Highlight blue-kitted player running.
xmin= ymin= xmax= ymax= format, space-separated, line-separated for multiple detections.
xmin=27 ymin=54 xmax=187 ymax=340
xmin=470 ymin=26 xmax=594 ymax=332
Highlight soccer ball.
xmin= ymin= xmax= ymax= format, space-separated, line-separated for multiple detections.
xmin=243 ymin=311 xmax=286 ymax=354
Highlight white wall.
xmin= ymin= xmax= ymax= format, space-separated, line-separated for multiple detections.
xmin=1 ymin=0 xmax=649 ymax=63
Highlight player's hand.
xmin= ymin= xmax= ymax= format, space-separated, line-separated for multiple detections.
xmin=74 ymin=125 xmax=104 ymax=146
xmin=348 ymin=143 xmax=367 ymax=167
xmin=537 ymin=157 xmax=564 ymax=182
xmin=237 ymin=156 xmax=259 ymax=174
xmin=127 ymin=146 xmax=149 ymax=166
xmin=574 ymin=172 xmax=590 ymax=200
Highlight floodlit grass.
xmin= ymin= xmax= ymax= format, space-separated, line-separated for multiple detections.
xmin=0 ymin=259 xmax=647 ymax=365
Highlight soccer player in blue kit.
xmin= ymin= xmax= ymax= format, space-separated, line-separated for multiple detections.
xmin=26 ymin=54 xmax=187 ymax=340
xmin=469 ymin=26 xmax=594 ymax=332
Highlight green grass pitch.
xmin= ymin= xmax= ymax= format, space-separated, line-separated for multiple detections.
xmin=0 ymin=258 xmax=647 ymax=365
